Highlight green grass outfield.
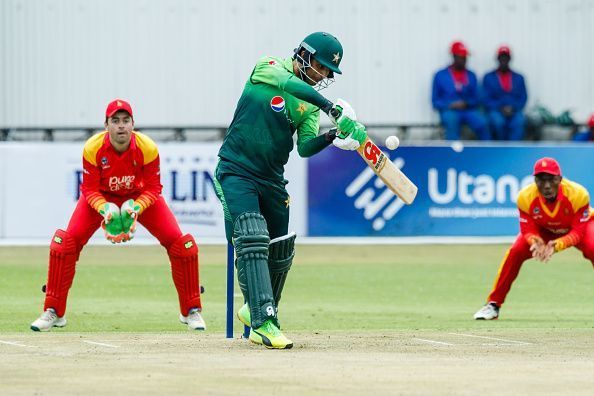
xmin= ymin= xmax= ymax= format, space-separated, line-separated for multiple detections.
xmin=0 ymin=244 xmax=592 ymax=333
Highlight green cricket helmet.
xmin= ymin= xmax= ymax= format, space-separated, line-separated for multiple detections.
xmin=299 ymin=32 xmax=343 ymax=75
xmin=294 ymin=32 xmax=343 ymax=89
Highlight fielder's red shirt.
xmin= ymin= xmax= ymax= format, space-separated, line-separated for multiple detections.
xmin=80 ymin=131 xmax=162 ymax=214
xmin=517 ymin=178 xmax=590 ymax=252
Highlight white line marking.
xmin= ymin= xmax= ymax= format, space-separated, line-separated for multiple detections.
xmin=417 ymin=338 xmax=454 ymax=346
xmin=0 ymin=340 xmax=35 ymax=348
xmin=83 ymin=341 xmax=119 ymax=348
xmin=448 ymin=333 xmax=532 ymax=345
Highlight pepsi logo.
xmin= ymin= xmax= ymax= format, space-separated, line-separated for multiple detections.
xmin=270 ymin=96 xmax=285 ymax=112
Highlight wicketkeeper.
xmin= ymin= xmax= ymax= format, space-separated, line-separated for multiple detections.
xmin=31 ymin=99 xmax=205 ymax=331
xmin=214 ymin=32 xmax=367 ymax=348
xmin=474 ymin=157 xmax=594 ymax=320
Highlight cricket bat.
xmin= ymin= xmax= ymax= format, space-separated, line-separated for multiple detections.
xmin=330 ymin=99 xmax=418 ymax=204
xmin=356 ymin=137 xmax=418 ymax=204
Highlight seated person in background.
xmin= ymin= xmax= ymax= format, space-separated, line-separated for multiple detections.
xmin=431 ymin=41 xmax=489 ymax=140
xmin=572 ymin=114 xmax=594 ymax=141
xmin=482 ymin=46 xmax=528 ymax=140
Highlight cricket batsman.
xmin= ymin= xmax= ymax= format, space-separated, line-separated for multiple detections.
xmin=214 ymin=32 xmax=367 ymax=348
xmin=474 ymin=157 xmax=594 ymax=320
xmin=31 ymin=99 xmax=205 ymax=331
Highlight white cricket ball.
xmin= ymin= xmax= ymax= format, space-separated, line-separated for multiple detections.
xmin=385 ymin=135 xmax=400 ymax=150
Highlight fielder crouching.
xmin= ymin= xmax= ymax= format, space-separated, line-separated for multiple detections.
xmin=31 ymin=99 xmax=205 ymax=331
xmin=474 ymin=157 xmax=594 ymax=320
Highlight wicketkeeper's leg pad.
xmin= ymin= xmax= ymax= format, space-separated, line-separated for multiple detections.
xmin=167 ymin=234 xmax=201 ymax=315
xmin=44 ymin=229 xmax=80 ymax=317
xmin=233 ymin=212 xmax=276 ymax=329
xmin=268 ymin=232 xmax=296 ymax=307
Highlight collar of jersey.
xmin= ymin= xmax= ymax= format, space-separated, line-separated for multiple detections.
xmin=538 ymin=185 xmax=564 ymax=218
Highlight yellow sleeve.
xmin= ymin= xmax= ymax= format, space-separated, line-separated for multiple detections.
xmin=134 ymin=132 xmax=159 ymax=164
xmin=516 ymin=183 xmax=539 ymax=214
xmin=82 ymin=131 xmax=107 ymax=166
xmin=561 ymin=179 xmax=590 ymax=213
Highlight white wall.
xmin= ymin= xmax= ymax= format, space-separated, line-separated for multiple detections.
xmin=1 ymin=0 xmax=593 ymax=127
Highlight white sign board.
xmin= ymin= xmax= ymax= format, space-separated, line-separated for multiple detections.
xmin=0 ymin=142 xmax=307 ymax=242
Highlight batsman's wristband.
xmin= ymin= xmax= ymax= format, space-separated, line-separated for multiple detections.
xmin=325 ymin=128 xmax=337 ymax=142
xmin=321 ymin=100 xmax=334 ymax=115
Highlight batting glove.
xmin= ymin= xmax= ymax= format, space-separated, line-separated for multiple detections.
xmin=350 ymin=121 xmax=368 ymax=144
xmin=120 ymin=199 xmax=141 ymax=242
xmin=99 ymin=202 xmax=124 ymax=244
xmin=332 ymin=122 xmax=368 ymax=151
xmin=333 ymin=135 xmax=360 ymax=151
xmin=329 ymin=99 xmax=358 ymax=137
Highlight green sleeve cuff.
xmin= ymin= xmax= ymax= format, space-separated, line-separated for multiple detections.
xmin=297 ymin=132 xmax=333 ymax=157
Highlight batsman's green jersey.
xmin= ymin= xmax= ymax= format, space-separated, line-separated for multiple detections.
xmin=217 ymin=56 xmax=333 ymax=183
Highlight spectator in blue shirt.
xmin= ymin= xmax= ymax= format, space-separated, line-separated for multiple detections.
xmin=482 ymin=46 xmax=528 ymax=140
xmin=432 ymin=41 xmax=489 ymax=140
xmin=572 ymin=114 xmax=594 ymax=141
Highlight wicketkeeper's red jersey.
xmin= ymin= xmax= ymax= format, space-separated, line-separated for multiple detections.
xmin=80 ymin=131 xmax=162 ymax=214
xmin=517 ymin=178 xmax=591 ymax=252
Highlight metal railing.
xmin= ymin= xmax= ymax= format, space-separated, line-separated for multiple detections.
xmin=0 ymin=126 xmax=229 ymax=142
xmin=0 ymin=124 xmax=441 ymax=142
xmin=0 ymin=123 xmax=587 ymax=142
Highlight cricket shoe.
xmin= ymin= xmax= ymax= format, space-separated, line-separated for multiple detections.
xmin=251 ymin=319 xmax=293 ymax=349
xmin=237 ymin=304 xmax=263 ymax=343
xmin=179 ymin=308 xmax=206 ymax=330
xmin=237 ymin=303 xmax=251 ymax=327
xmin=30 ymin=308 xmax=67 ymax=332
xmin=474 ymin=302 xmax=500 ymax=320
xmin=238 ymin=303 xmax=282 ymax=328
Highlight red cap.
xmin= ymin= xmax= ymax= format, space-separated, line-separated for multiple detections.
xmin=497 ymin=45 xmax=511 ymax=57
xmin=105 ymin=99 xmax=133 ymax=119
xmin=587 ymin=114 xmax=594 ymax=128
xmin=450 ymin=41 xmax=469 ymax=57
xmin=533 ymin=157 xmax=561 ymax=176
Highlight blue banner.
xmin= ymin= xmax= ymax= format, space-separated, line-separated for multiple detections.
xmin=308 ymin=143 xmax=594 ymax=236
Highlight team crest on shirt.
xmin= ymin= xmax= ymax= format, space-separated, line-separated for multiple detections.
xmin=270 ymin=96 xmax=285 ymax=112
xmin=581 ymin=208 xmax=590 ymax=222
xmin=101 ymin=156 xmax=110 ymax=169
xmin=533 ymin=207 xmax=540 ymax=214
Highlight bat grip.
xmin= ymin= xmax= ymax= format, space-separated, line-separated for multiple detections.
xmin=329 ymin=108 xmax=341 ymax=118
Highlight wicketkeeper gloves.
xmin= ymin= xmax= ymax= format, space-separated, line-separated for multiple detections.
xmin=98 ymin=200 xmax=141 ymax=244
xmin=99 ymin=202 xmax=125 ymax=244
xmin=120 ymin=199 xmax=141 ymax=242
